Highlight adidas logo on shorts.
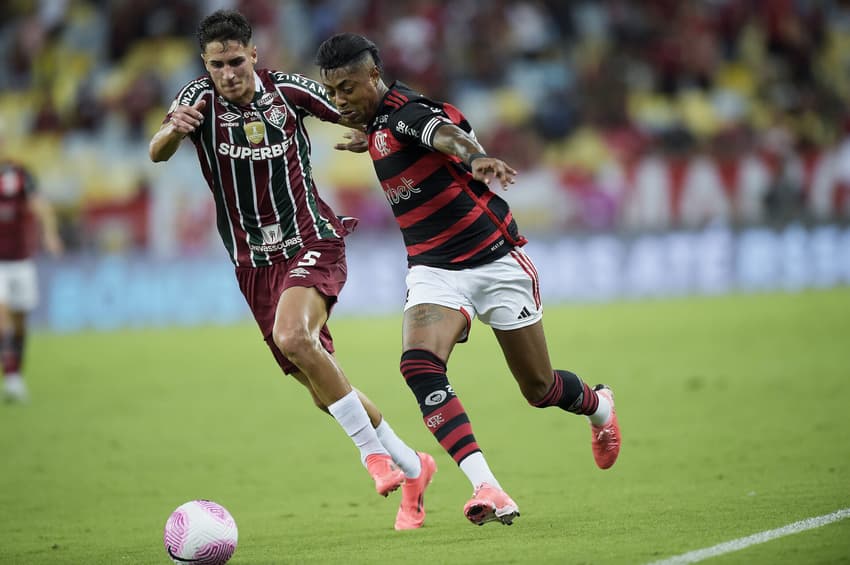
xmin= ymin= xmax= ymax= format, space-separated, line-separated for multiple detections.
xmin=517 ymin=306 xmax=533 ymax=320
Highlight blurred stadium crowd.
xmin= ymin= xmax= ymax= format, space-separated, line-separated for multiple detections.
xmin=2 ymin=0 xmax=850 ymax=257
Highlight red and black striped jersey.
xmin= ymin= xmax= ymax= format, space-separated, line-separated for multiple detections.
xmin=366 ymin=82 xmax=527 ymax=269
xmin=166 ymin=69 xmax=348 ymax=267
xmin=0 ymin=161 xmax=36 ymax=260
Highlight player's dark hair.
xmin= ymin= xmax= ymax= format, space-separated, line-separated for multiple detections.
xmin=315 ymin=33 xmax=383 ymax=73
xmin=197 ymin=9 xmax=252 ymax=51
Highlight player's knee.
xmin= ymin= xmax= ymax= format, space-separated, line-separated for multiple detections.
xmin=273 ymin=326 xmax=318 ymax=362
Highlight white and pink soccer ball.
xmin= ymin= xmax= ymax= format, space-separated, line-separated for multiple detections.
xmin=163 ymin=500 xmax=238 ymax=564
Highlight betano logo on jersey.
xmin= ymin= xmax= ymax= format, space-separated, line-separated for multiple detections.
xmin=382 ymin=176 xmax=421 ymax=205
xmin=218 ymin=138 xmax=293 ymax=160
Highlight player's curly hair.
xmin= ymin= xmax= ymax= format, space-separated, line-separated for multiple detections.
xmin=315 ymin=33 xmax=383 ymax=73
xmin=197 ymin=9 xmax=252 ymax=51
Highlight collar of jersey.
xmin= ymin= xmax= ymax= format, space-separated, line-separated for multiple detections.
xmin=216 ymin=72 xmax=267 ymax=110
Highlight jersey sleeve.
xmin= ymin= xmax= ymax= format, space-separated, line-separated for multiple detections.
xmin=388 ymin=101 xmax=453 ymax=148
xmin=272 ymin=72 xmax=341 ymax=123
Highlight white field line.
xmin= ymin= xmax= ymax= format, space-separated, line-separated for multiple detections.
xmin=647 ymin=507 xmax=850 ymax=565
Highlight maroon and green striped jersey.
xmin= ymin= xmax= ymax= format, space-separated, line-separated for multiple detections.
xmin=0 ymin=161 xmax=37 ymax=260
xmin=166 ymin=69 xmax=348 ymax=267
xmin=366 ymin=81 xmax=527 ymax=270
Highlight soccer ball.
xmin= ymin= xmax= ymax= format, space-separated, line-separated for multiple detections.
xmin=163 ymin=500 xmax=238 ymax=564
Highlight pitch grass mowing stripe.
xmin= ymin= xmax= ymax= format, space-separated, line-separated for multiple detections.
xmin=648 ymin=508 xmax=850 ymax=564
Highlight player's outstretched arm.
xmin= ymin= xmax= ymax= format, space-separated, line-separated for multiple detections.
xmin=149 ymin=99 xmax=206 ymax=162
xmin=431 ymin=124 xmax=517 ymax=189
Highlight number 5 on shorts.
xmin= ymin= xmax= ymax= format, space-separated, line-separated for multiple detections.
xmin=297 ymin=251 xmax=322 ymax=267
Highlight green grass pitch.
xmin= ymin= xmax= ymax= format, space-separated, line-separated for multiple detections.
xmin=1 ymin=289 xmax=849 ymax=564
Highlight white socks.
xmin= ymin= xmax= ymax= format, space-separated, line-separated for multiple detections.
xmin=375 ymin=419 xmax=422 ymax=478
xmin=327 ymin=390 xmax=388 ymax=465
xmin=459 ymin=452 xmax=501 ymax=489
xmin=588 ymin=392 xmax=612 ymax=426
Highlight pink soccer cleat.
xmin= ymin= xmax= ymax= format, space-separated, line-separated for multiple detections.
xmin=591 ymin=385 xmax=621 ymax=469
xmin=463 ymin=483 xmax=520 ymax=526
xmin=394 ymin=452 xmax=437 ymax=530
xmin=365 ymin=454 xmax=405 ymax=497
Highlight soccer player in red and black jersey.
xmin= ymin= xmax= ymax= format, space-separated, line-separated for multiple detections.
xmin=0 ymin=160 xmax=63 ymax=402
xmin=317 ymin=33 xmax=622 ymax=526
xmin=148 ymin=10 xmax=435 ymax=531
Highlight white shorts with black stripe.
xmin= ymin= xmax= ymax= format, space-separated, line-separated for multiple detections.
xmin=404 ymin=247 xmax=542 ymax=335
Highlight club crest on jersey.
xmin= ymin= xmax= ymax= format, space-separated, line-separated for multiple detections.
xmin=373 ymin=130 xmax=391 ymax=157
xmin=263 ymin=106 xmax=287 ymax=131
xmin=244 ymin=121 xmax=265 ymax=144
xmin=260 ymin=223 xmax=283 ymax=245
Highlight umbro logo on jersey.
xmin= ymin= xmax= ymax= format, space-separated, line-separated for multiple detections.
xmin=517 ymin=306 xmax=533 ymax=320
xmin=219 ymin=112 xmax=240 ymax=127
xmin=289 ymin=267 xmax=310 ymax=278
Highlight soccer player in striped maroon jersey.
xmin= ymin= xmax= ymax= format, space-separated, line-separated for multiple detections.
xmin=149 ymin=10 xmax=435 ymax=530
xmin=0 ymin=159 xmax=63 ymax=402
xmin=317 ymin=33 xmax=622 ymax=526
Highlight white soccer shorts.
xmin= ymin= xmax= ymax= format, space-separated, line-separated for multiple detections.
xmin=0 ymin=259 xmax=39 ymax=311
xmin=404 ymin=247 xmax=543 ymax=334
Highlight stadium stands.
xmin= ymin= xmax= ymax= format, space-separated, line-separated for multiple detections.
xmin=1 ymin=0 xmax=849 ymax=258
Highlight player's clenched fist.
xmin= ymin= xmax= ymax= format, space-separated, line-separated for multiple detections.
xmin=170 ymin=99 xmax=206 ymax=135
